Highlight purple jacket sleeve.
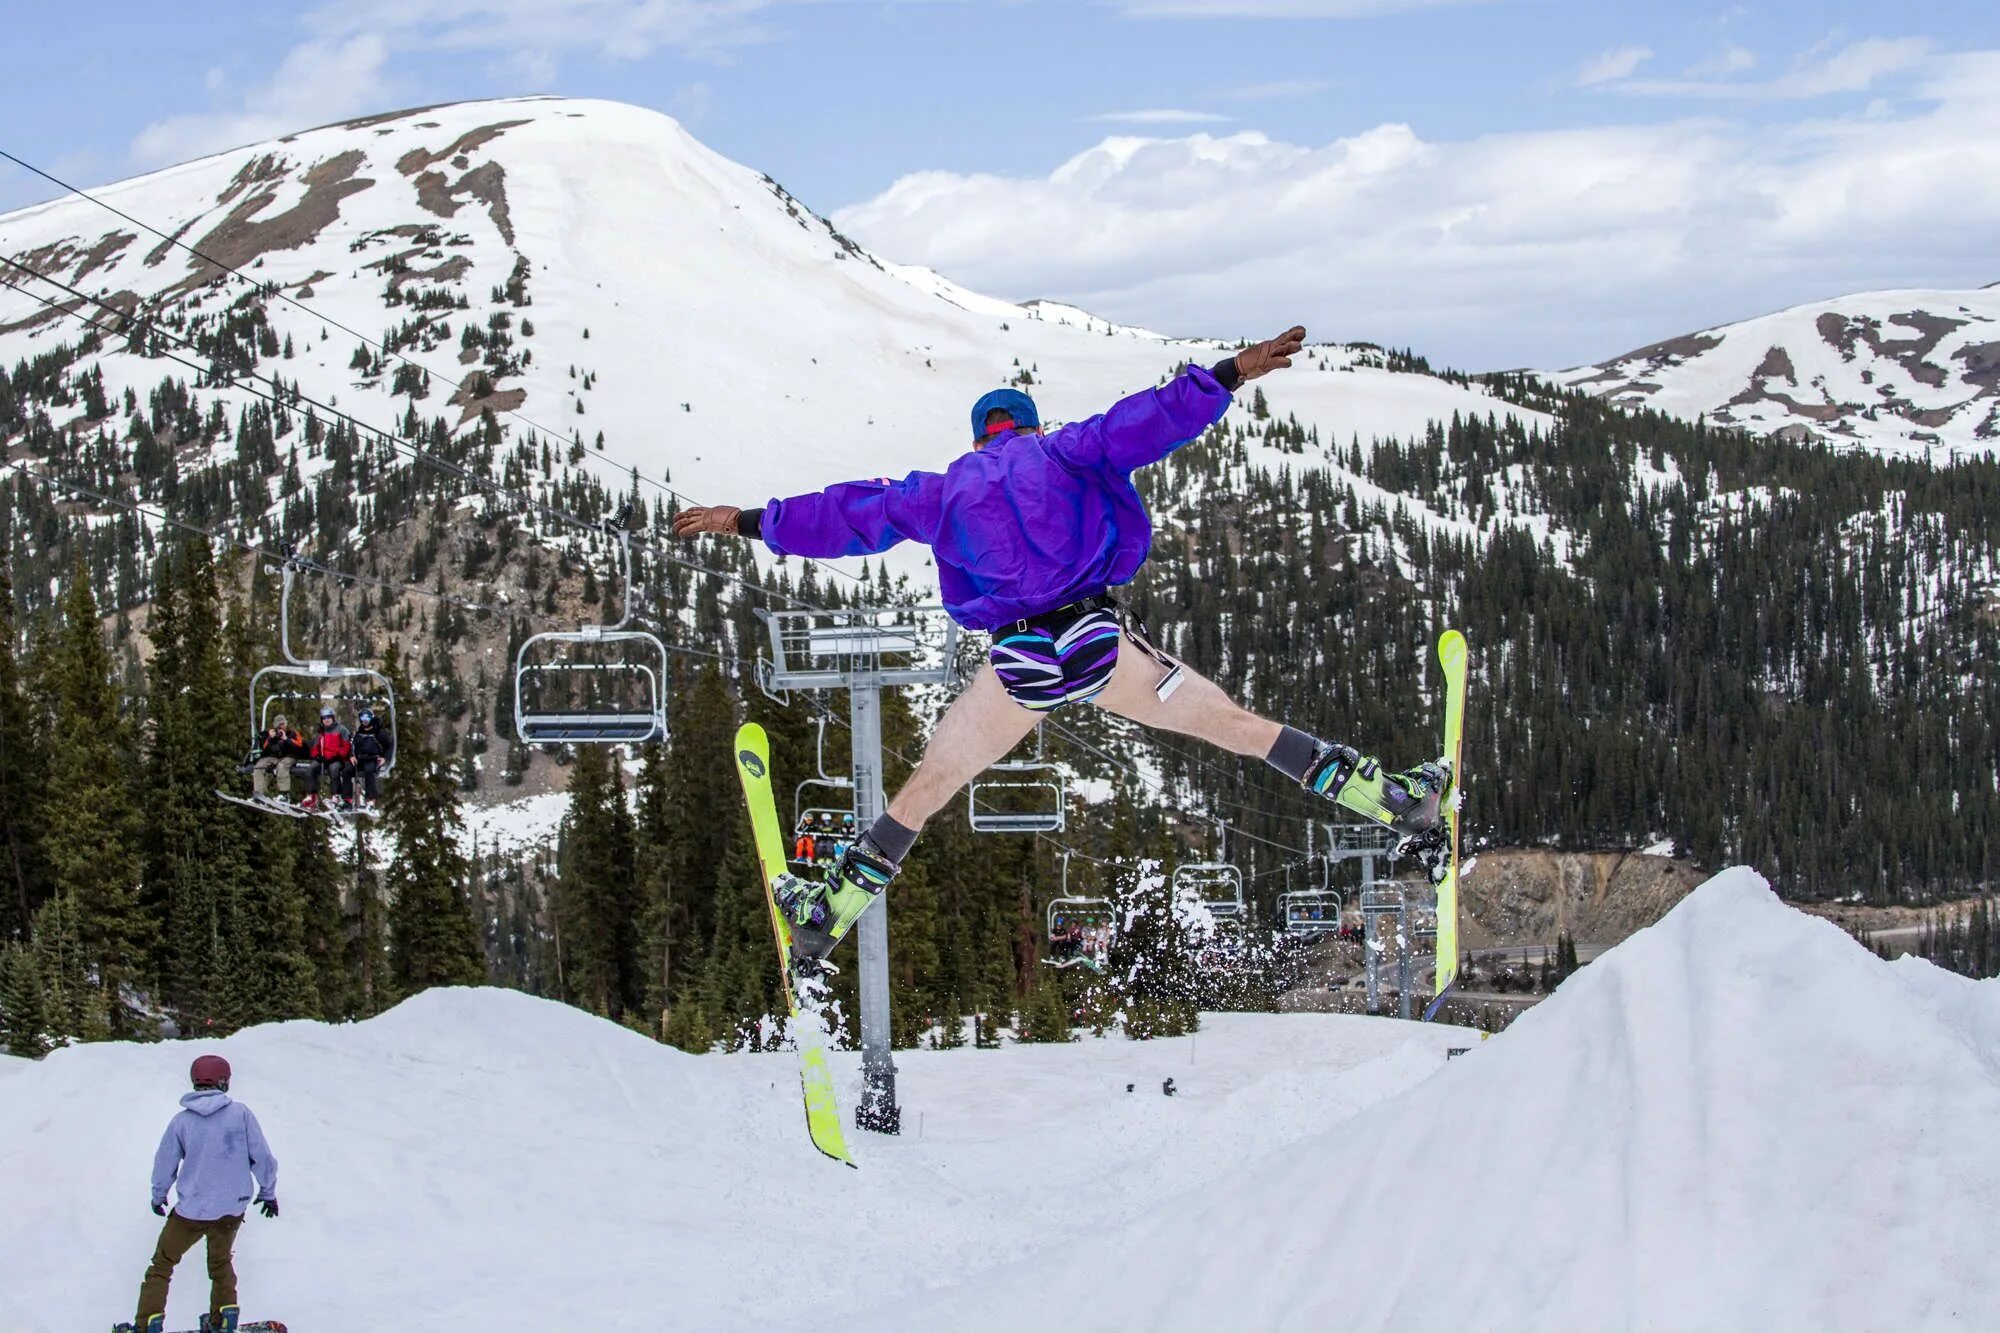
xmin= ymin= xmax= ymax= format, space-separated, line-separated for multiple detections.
xmin=762 ymin=471 xmax=947 ymax=559
xmin=151 ymin=1119 xmax=183 ymax=1207
xmin=1047 ymin=365 xmax=1233 ymax=474
xmin=244 ymin=1107 xmax=279 ymax=1201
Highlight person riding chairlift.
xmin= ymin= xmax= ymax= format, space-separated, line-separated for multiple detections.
xmin=350 ymin=709 xmax=393 ymax=811
xmin=300 ymin=707 xmax=353 ymax=812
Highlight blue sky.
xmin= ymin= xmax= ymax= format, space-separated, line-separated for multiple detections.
xmin=5 ymin=1 xmax=1998 ymax=367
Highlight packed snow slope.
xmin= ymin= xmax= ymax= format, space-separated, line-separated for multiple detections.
xmin=0 ymin=96 xmax=1547 ymax=582
xmin=5 ymin=869 xmax=1996 ymax=1332
xmin=0 ymin=994 xmax=1472 ymax=1331
xmin=1552 ymin=285 xmax=2000 ymax=456
xmin=876 ymin=867 xmax=2000 ymax=1332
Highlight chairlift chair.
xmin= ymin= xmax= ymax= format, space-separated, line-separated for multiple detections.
xmin=513 ymin=524 xmax=669 ymax=745
xmin=1173 ymin=821 xmax=1245 ymax=919
xmin=787 ymin=717 xmax=856 ymax=869
xmin=1279 ymin=891 xmax=1344 ymax=935
xmin=968 ymin=724 xmax=1066 ymax=834
xmin=231 ymin=555 xmax=398 ymax=819
xmin=1278 ymin=855 xmax=1341 ymax=936
xmin=1046 ymin=853 xmax=1114 ymax=971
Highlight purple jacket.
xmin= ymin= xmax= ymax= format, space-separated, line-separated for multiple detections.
xmin=761 ymin=366 xmax=1233 ymax=629
xmin=151 ymin=1090 xmax=278 ymax=1222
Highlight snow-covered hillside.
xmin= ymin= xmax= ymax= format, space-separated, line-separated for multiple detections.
xmin=0 ymin=96 xmax=1546 ymax=584
xmin=1552 ymin=285 xmax=2000 ymax=457
xmin=4 ymin=868 xmax=1994 ymax=1332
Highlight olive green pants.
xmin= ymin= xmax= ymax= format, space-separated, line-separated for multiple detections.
xmin=135 ymin=1210 xmax=241 ymax=1324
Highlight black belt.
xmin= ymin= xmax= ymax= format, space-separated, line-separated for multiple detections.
xmin=1008 ymin=593 xmax=1118 ymax=635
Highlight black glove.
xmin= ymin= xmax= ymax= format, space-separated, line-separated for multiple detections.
xmin=258 ymin=1197 xmax=279 ymax=1218
xmin=152 ymin=1201 xmax=168 ymax=1217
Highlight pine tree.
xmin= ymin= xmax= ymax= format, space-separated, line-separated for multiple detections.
xmin=1016 ymin=971 xmax=1075 ymax=1043
xmin=40 ymin=566 xmax=148 ymax=1035
xmin=1112 ymin=861 xmax=1203 ymax=1039
xmin=147 ymin=541 xmax=267 ymax=1031
xmin=552 ymin=744 xmax=640 ymax=1017
xmin=382 ymin=650 xmax=484 ymax=993
xmin=0 ymin=939 xmax=51 ymax=1056
xmin=0 ymin=564 xmax=46 ymax=943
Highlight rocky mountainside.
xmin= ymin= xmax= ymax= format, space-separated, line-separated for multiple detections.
xmin=1550 ymin=284 xmax=2000 ymax=456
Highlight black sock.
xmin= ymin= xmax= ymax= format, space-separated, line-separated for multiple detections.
xmin=1264 ymin=726 xmax=1322 ymax=783
xmin=864 ymin=813 xmax=918 ymax=864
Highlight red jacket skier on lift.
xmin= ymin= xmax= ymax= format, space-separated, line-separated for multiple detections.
xmin=676 ymin=327 xmax=1444 ymax=959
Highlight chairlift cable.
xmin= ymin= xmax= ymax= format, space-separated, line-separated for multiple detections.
xmin=0 ymin=259 xmax=818 ymax=612
xmin=0 ymin=145 xmax=867 ymax=588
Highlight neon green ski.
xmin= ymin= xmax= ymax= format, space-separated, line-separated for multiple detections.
xmin=734 ymin=723 xmax=856 ymax=1167
xmin=1425 ymin=629 xmax=1469 ymax=1019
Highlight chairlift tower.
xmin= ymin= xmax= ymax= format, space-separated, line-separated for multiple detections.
xmin=1322 ymin=823 xmax=1412 ymax=1018
xmin=757 ymin=605 xmax=960 ymax=1134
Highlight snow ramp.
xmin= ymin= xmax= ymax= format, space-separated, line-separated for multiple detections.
xmin=877 ymin=867 xmax=2000 ymax=1332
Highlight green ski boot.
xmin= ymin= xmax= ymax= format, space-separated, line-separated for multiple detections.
xmin=1302 ymin=743 xmax=1449 ymax=835
xmin=774 ymin=836 xmax=899 ymax=960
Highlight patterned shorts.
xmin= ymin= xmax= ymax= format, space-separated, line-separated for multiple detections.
xmin=989 ymin=603 xmax=1124 ymax=711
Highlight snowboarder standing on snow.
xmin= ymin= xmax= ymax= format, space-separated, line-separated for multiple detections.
xmin=124 ymin=1054 xmax=279 ymax=1333
xmin=674 ymin=327 xmax=1446 ymax=959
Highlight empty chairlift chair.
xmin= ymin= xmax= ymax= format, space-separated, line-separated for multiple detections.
xmin=1173 ymin=822 xmax=1246 ymax=920
xmin=968 ymin=725 xmax=1066 ymax=834
xmin=514 ymin=526 xmax=669 ymax=745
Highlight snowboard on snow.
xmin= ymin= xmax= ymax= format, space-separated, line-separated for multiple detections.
xmin=115 ymin=1322 xmax=286 ymax=1332
xmin=114 ymin=1312 xmax=286 ymax=1320
xmin=1421 ymin=629 xmax=1469 ymax=1022
xmin=734 ymin=723 xmax=858 ymax=1168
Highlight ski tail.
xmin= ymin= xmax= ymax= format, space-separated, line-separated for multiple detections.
xmin=734 ymin=723 xmax=857 ymax=1168
xmin=1429 ymin=629 xmax=1468 ymax=1014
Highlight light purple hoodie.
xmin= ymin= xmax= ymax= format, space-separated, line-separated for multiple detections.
xmin=150 ymin=1090 xmax=278 ymax=1222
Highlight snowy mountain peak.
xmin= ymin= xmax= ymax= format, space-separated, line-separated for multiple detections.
xmin=1 ymin=96 xmax=1547 ymax=567
xmin=1551 ymin=285 xmax=2000 ymax=456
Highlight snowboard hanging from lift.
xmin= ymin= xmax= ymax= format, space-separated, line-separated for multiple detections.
xmin=734 ymin=723 xmax=857 ymax=1168
xmin=1420 ymin=629 xmax=1468 ymax=1022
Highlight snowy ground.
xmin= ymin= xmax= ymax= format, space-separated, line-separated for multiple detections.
xmin=3 ymin=868 xmax=1996 ymax=1331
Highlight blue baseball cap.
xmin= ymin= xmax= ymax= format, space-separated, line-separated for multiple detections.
xmin=969 ymin=388 xmax=1040 ymax=441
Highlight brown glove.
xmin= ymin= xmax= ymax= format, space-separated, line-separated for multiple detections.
xmin=1234 ymin=325 xmax=1307 ymax=383
xmin=672 ymin=505 xmax=743 ymax=539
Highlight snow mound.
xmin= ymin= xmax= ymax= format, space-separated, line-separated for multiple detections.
xmin=0 ymin=989 xmax=1469 ymax=1330
xmin=883 ymin=868 xmax=2000 ymax=1331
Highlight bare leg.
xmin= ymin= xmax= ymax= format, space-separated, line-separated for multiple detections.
xmin=886 ymin=665 xmax=1043 ymax=830
xmin=1090 ymin=631 xmax=1281 ymax=756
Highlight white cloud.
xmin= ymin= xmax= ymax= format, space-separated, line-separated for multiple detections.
xmin=833 ymin=47 xmax=2000 ymax=369
xmin=672 ymin=80 xmax=715 ymax=122
xmin=1576 ymin=45 xmax=1652 ymax=88
xmin=1111 ymin=0 xmax=1476 ymax=14
xmin=132 ymin=34 xmax=399 ymax=166
xmin=1685 ymin=44 xmax=1756 ymax=78
xmin=1605 ymin=35 xmax=1930 ymax=100
xmin=1087 ymin=109 xmax=1234 ymax=125
xmin=129 ymin=0 xmax=905 ymax=166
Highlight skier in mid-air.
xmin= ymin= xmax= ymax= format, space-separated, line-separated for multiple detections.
xmin=676 ymin=326 xmax=1445 ymax=959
